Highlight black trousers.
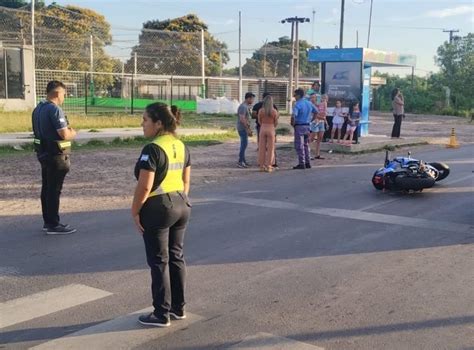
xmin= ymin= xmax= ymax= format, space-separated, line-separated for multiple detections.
xmin=140 ymin=192 xmax=191 ymax=317
xmin=39 ymin=154 xmax=70 ymax=227
xmin=391 ymin=114 xmax=403 ymax=138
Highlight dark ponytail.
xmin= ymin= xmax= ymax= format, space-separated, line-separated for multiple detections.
xmin=145 ymin=102 xmax=177 ymax=135
xmin=170 ymin=105 xmax=182 ymax=126
xmin=391 ymin=88 xmax=399 ymax=101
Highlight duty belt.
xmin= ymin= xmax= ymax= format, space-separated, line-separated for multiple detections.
xmin=33 ymin=138 xmax=72 ymax=153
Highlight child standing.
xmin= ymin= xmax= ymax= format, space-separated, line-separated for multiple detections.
xmin=330 ymin=99 xmax=346 ymax=143
xmin=343 ymin=102 xmax=361 ymax=145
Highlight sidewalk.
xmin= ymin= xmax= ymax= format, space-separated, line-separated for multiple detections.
xmin=0 ymin=127 xmax=229 ymax=146
xmin=320 ymin=134 xmax=429 ymax=153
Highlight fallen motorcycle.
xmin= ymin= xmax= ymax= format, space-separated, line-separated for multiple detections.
xmin=372 ymin=151 xmax=450 ymax=192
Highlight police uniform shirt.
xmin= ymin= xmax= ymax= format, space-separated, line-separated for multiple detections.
xmin=134 ymin=142 xmax=191 ymax=194
xmin=32 ymin=101 xmax=68 ymax=141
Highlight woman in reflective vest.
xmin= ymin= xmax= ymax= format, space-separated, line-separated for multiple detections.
xmin=132 ymin=102 xmax=192 ymax=327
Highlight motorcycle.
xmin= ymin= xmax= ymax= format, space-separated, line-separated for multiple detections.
xmin=372 ymin=151 xmax=450 ymax=192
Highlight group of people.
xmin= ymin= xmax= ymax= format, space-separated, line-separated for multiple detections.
xmin=236 ymin=91 xmax=280 ymax=172
xmin=237 ymin=82 xmax=363 ymax=171
xmin=32 ymin=80 xmax=191 ymax=327
xmin=32 ymin=79 xmax=405 ymax=329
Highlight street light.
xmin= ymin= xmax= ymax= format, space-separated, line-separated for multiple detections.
xmin=367 ymin=0 xmax=374 ymax=48
xmin=281 ymin=16 xmax=310 ymax=112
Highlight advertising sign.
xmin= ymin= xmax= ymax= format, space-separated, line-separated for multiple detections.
xmin=323 ymin=61 xmax=361 ymax=107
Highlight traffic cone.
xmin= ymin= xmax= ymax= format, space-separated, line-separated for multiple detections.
xmin=446 ymin=128 xmax=460 ymax=148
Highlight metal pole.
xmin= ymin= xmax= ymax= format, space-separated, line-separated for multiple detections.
xmin=219 ymin=50 xmax=223 ymax=77
xmin=295 ymin=21 xmax=300 ymax=89
xmin=238 ymin=11 xmax=242 ymax=102
xmin=31 ymin=0 xmax=36 ymax=105
xmin=90 ymin=34 xmax=94 ymax=73
xmin=311 ymin=9 xmax=315 ymax=46
xmin=442 ymin=29 xmax=459 ymax=44
xmin=288 ymin=21 xmax=295 ymax=113
xmin=339 ymin=0 xmax=345 ymax=48
xmin=367 ymin=0 xmax=373 ymax=48
xmin=84 ymin=73 xmax=88 ymax=114
xmin=201 ymin=29 xmax=205 ymax=97
xmin=263 ymin=39 xmax=267 ymax=77
xmin=170 ymin=76 xmax=174 ymax=106
xmin=356 ymin=30 xmax=359 ymax=47
xmin=134 ymin=52 xmax=137 ymax=76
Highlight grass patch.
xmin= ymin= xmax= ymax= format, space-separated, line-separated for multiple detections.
xmin=0 ymin=143 xmax=34 ymax=156
xmin=0 ymin=131 xmax=238 ymax=157
xmin=0 ymin=110 xmax=236 ymax=133
xmin=179 ymin=112 xmax=235 ymax=129
xmin=276 ymin=126 xmax=291 ymax=136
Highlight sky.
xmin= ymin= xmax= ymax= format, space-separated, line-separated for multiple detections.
xmin=50 ymin=0 xmax=474 ymax=77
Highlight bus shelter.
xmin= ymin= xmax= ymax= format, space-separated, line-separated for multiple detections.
xmin=307 ymin=48 xmax=416 ymax=139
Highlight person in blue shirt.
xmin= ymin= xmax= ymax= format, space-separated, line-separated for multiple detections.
xmin=291 ymin=88 xmax=318 ymax=169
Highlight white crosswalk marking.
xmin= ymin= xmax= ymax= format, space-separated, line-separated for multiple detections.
xmin=229 ymin=332 xmax=325 ymax=350
xmin=29 ymin=308 xmax=203 ymax=350
xmin=0 ymin=284 xmax=112 ymax=329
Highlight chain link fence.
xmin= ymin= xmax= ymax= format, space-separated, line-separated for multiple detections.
xmin=36 ymin=69 xmax=313 ymax=114
xmin=1 ymin=5 xmax=318 ymax=113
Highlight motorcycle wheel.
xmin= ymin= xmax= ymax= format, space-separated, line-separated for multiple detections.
xmin=394 ymin=175 xmax=435 ymax=191
xmin=429 ymin=162 xmax=450 ymax=181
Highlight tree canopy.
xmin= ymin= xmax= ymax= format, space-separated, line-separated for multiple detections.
xmin=241 ymin=36 xmax=318 ymax=78
xmin=0 ymin=0 xmax=43 ymax=9
xmin=374 ymin=33 xmax=473 ymax=116
xmin=128 ymin=14 xmax=229 ymax=76
xmin=435 ymin=33 xmax=473 ymax=110
xmin=34 ymin=5 xmax=116 ymax=72
xmin=0 ymin=3 xmax=119 ymax=73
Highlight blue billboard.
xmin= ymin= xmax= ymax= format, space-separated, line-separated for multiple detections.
xmin=308 ymin=48 xmax=363 ymax=62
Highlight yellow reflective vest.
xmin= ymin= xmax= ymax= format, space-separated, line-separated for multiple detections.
xmin=148 ymin=134 xmax=185 ymax=197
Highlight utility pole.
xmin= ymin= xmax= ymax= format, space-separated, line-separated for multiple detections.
xmin=443 ymin=29 xmax=459 ymax=44
xmin=31 ymin=0 xmax=36 ymax=105
xmin=367 ymin=0 xmax=374 ymax=48
xmin=295 ymin=22 xmax=300 ymax=89
xmin=238 ymin=11 xmax=242 ymax=102
xmin=134 ymin=52 xmax=137 ymax=76
xmin=311 ymin=9 xmax=315 ymax=46
xmin=263 ymin=39 xmax=268 ymax=78
xmin=218 ymin=50 xmax=223 ymax=77
xmin=281 ymin=16 xmax=310 ymax=112
xmin=339 ymin=0 xmax=345 ymax=48
xmin=90 ymin=34 xmax=94 ymax=74
xmin=201 ymin=29 xmax=205 ymax=97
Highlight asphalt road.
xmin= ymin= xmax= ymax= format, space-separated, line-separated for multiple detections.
xmin=1 ymin=145 xmax=473 ymax=350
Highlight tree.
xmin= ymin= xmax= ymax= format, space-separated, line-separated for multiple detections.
xmin=373 ymin=72 xmax=444 ymax=114
xmin=127 ymin=14 xmax=229 ymax=76
xmin=241 ymin=36 xmax=318 ymax=78
xmin=0 ymin=0 xmax=42 ymax=8
xmin=435 ymin=33 xmax=473 ymax=110
xmin=0 ymin=3 xmax=121 ymax=91
xmin=34 ymin=5 xmax=116 ymax=72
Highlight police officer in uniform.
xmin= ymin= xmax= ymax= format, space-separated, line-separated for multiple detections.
xmin=132 ymin=102 xmax=192 ymax=327
xmin=32 ymin=80 xmax=77 ymax=235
